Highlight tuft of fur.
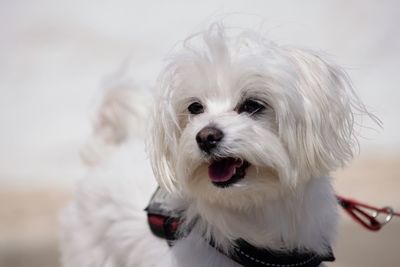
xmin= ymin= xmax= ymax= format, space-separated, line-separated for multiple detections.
xmin=61 ymin=24 xmax=377 ymax=267
xmin=81 ymin=81 xmax=150 ymax=166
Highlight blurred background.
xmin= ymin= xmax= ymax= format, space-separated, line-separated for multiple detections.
xmin=0 ymin=0 xmax=399 ymax=266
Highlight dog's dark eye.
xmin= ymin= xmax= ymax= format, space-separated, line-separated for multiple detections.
xmin=238 ymin=99 xmax=265 ymax=114
xmin=188 ymin=102 xmax=204 ymax=115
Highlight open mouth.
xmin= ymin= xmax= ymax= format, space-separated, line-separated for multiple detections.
xmin=208 ymin=158 xmax=250 ymax=188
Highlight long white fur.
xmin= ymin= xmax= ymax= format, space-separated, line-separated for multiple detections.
xmin=61 ymin=24 xmax=374 ymax=267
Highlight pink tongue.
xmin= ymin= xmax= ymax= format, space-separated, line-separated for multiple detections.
xmin=208 ymin=158 xmax=240 ymax=182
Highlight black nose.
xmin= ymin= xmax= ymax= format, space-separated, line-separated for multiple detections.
xmin=196 ymin=126 xmax=224 ymax=153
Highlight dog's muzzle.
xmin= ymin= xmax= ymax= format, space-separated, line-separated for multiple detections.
xmin=195 ymin=126 xmax=251 ymax=188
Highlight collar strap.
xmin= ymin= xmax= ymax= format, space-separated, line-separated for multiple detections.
xmin=145 ymin=187 xmax=335 ymax=266
xmin=210 ymin=239 xmax=335 ymax=267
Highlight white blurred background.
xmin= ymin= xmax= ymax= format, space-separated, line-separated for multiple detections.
xmin=0 ymin=1 xmax=399 ymax=266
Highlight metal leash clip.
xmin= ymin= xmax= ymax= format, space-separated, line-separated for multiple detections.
xmin=337 ymin=195 xmax=398 ymax=231
xmin=371 ymin=206 xmax=394 ymax=226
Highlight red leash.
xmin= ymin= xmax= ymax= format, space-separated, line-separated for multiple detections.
xmin=336 ymin=195 xmax=400 ymax=231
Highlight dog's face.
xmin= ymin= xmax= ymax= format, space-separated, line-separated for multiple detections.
xmin=148 ymin=25 xmax=358 ymax=209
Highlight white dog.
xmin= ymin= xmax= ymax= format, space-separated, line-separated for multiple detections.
xmin=61 ymin=24 xmax=373 ymax=267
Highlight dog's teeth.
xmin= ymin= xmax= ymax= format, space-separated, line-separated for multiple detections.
xmin=235 ymin=158 xmax=244 ymax=167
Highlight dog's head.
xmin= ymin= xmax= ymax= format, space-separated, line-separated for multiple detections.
xmin=148 ymin=24 xmax=365 ymax=208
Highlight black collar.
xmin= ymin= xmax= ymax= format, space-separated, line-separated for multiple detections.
xmin=210 ymin=239 xmax=334 ymax=267
xmin=145 ymin=187 xmax=335 ymax=267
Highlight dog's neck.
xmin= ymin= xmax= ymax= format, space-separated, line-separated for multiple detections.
xmin=180 ymin=176 xmax=338 ymax=255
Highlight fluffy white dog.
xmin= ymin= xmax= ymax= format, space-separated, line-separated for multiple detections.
xmin=61 ymin=24 xmax=373 ymax=267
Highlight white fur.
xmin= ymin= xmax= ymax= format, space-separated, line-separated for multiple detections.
xmin=61 ymin=24 xmax=375 ymax=267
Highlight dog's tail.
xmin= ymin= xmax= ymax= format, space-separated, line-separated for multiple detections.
xmin=81 ymin=77 xmax=151 ymax=166
xmin=60 ymin=72 xmax=164 ymax=267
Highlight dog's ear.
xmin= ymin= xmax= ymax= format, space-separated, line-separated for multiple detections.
xmin=281 ymin=49 xmax=378 ymax=178
xmin=147 ymin=82 xmax=180 ymax=193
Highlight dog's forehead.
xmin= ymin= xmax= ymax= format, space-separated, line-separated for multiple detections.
xmin=183 ymin=65 xmax=243 ymax=102
xmin=173 ymin=39 xmax=299 ymax=113
xmin=198 ymin=76 xmax=244 ymax=110
xmin=205 ymin=97 xmax=234 ymax=114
